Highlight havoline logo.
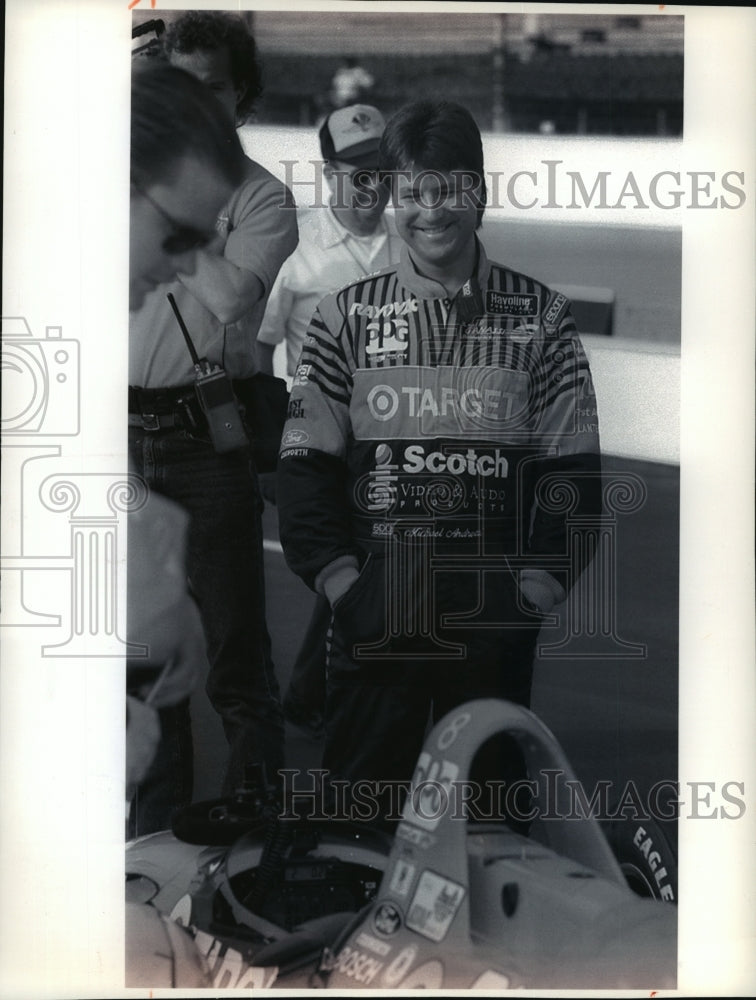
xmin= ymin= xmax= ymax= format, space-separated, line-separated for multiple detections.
xmin=402 ymin=444 xmax=508 ymax=478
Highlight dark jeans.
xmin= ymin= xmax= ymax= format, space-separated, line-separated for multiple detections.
xmin=285 ymin=594 xmax=329 ymax=714
xmin=129 ymin=427 xmax=284 ymax=807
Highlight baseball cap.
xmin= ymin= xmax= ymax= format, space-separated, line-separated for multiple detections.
xmin=319 ymin=104 xmax=386 ymax=168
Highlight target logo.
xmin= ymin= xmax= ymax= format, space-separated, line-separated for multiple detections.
xmin=366 ymin=384 xmax=399 ymax=422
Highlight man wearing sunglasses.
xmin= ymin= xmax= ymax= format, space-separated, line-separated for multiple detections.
xmin=128 ymin=60 xmax=245 ymax=836
xmin=129 ymin=62 xmax=244 ymax=311
xmin=128 ymin=11 xmax=298 ymax=823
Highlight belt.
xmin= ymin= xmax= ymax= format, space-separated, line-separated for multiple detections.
xmin=128 ymin=383 xmax=206 ymax=433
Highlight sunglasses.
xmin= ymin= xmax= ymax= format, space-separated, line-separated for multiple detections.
xmin=136 ymin=187 xmax=214 ymax=255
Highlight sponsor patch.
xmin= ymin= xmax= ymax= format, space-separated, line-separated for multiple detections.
xmin=510 ymin=322 xmax=540 ymax=341
xmin=281 ymin=428 xmax=310 ymax=447
xmin=389 ymin=859 xmax=416 ymax=897
xmin=382 ymin=945 xmax=418 ymax=988
xmin=486 ymin=290 xmax=539 ymax=316
xmin=356 ymin=932 xmax=392 ymax=957
xmin=396 ymin=821 xmax=435 ymax=849
xmin=406 ymin=870 xmax=465 ymax=943
xmin=192 ymin=929 xmax=278 ymax=989
xmin=463 ymin=321 xmax=506 ymax=340
xmin=405 ymin=752 xmax=460 ymax=831
xmin=349 ymin=299 xmax=418 ymax=320
xmin=286 ymin=398 xmax=305 ymax=419
xmin=544 ymin=290 xmax=570 ymax=327
xmin=292 ymin=362 xmax=312 ymax=387
xmin=365 ymin=317 xmax=410 ymax=356
xmin=333 ymin=945 xmax=384 ymax=985
xmin=373 ymin=902 xmax=402 ymax=937
xmin=352 ymin=366 xmax=531 ymax=442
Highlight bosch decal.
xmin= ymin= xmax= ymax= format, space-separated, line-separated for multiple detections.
xmin=333 ymin=945 xmax=384 ymax=985
xmin=486 ymin=290 xmax=540 ymax=316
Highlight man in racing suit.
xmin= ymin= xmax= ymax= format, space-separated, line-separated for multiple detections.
xmin=276 ymin=101 xmax=602 ymax=820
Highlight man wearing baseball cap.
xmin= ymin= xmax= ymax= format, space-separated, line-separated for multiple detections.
xmin=257 ymin=104 xmax=403 ymax=739
xmin=257 ymin=104 xmax=401 ymax=379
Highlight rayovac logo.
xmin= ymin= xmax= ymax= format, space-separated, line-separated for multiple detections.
xmin=349 ymin=299 xmax=418 ymax=320
xmin=402 ymin=444 xmax=508 ymax=478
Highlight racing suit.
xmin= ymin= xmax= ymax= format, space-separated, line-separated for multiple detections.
xmin=277 ymin=240 xmax=602 ymax=811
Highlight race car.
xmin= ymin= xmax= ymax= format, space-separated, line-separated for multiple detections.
xmin=125 ymin=698 xmax=677 ymax=990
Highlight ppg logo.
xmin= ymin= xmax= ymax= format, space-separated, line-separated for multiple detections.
xmin=365 ymin=318 xmax=410 ymax=356
xmin=1 ymin=317 xmax=80 ymax=435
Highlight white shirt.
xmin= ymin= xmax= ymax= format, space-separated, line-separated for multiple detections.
xmin=257 ymin=205 xmax=403 ymax=376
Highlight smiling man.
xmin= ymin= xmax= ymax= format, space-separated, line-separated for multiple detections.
xmin=276 ymin=100 xmax=603 ymax=822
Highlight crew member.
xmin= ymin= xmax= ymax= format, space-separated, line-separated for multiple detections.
xmin=129 ymin=11 xmax=298 ymax=801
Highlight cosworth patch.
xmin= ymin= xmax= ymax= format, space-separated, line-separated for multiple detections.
xmin=485 ymin=291 xmax=539 ymax=317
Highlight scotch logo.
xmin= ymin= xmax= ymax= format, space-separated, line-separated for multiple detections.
xmin=486 ymin=291 xmax=539 ymax=317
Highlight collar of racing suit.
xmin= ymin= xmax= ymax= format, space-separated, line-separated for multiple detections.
xmin=397 ymin=235 xmax=492 ymax=305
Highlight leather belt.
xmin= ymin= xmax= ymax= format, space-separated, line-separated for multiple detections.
xmin=128 ymin=383 xmax=206 ymax=433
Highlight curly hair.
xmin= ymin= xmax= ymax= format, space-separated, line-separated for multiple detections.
xmin=162 ymin=11 xmax=263 ymax=122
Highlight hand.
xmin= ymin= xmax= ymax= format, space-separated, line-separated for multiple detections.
xmin=322 ymin=564 xmax=361 ymax=608
xmin=519 ymin=569 xmax=566 ymax=614
xmin=126 ymin=695 xmax=161 ymax=796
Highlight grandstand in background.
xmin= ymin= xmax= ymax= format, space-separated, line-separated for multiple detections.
xmin=132 ymin=10 xmax=684 ymax=136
